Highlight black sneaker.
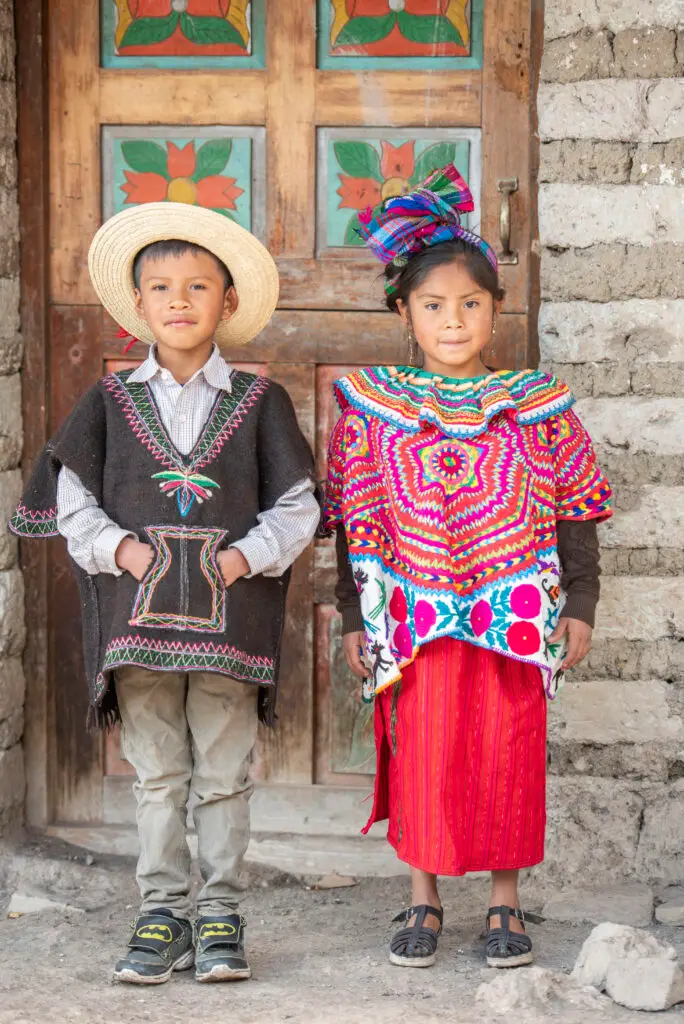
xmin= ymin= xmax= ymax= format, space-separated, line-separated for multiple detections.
xmin=113 ymin=909 xmax=194 ymax=985
xmin=194 ymin=913 xmax=251 ymax=982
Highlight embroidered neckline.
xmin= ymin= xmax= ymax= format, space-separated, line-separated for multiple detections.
xmin=335 ymin=366 xmax=574 ymax=439
xmin=103 ymin=369 xmax=269 ymax=476
xmin=102 ymin=369 xmax=270 ymax=517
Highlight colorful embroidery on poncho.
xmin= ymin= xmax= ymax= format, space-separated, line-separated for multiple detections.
xmin=324 ymin=367 xmax=612 ymax=701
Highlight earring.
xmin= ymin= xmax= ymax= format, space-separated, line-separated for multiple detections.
xmin=406 ymin=323 xmax=417 ymax=367
xmin=491 ymin=317 xmax=497 ymax=339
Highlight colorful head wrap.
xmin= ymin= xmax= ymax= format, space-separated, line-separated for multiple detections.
xmin=357 ymin=164 xmax=498 ymax=299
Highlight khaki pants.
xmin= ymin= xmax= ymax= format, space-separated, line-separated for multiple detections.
xmin=115 ymin=666 xmax=258 ymax=920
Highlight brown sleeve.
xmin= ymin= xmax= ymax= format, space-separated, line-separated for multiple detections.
xmin=557 ymin=519 xmax=601 ymax=628
xmin=335 ymin=525 xmax=364 ymax=635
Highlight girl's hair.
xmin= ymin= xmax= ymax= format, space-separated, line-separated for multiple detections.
xmin=133 ymin=239 xmax=233 ymax=291
xmin=384 ymin=239 xmax=505 ymax=313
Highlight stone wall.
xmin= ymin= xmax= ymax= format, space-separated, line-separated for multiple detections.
xmin=538 ymin=0 xmax=684 ymax=885
xmin=0 ymin=0 xmax=25 ymax=835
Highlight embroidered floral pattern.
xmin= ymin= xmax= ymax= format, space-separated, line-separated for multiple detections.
xmin=151 ymin=469 xmax=220 ymax=517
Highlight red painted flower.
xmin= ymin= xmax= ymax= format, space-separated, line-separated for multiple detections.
xmin=120 ymin=139 xmax=244 ymax=213
xmin=414 ymin=600 xmax=437 ymax=638
xmin=470 ymin=600 xmax=493 ymax=637
xmin=509 ymin=584 xmax=542 ymax=620
xmin=393 ymin=623 xmax=414 ymax=660
xmin=389 ymin=586 xmax=408 ymax=623
xmin=506 ymin=621 xmax=541 ymax=657
xmin=337 ymin=174 xmax=382 ymax=212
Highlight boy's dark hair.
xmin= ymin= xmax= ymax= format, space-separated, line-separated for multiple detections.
xmin=133 ymin=239 xmax=234 ymax=291
xmin=384 ymin=239 xmax=505 ymax=313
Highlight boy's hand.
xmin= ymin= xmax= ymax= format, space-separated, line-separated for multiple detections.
xmin=343 ymin=631 xmax=369 ymax=680
xmin=217 ymin=548 xmax=250 ymax=588
xmin=115 ymin=537 xmax=154 ymax=581
xmin=549 ymin=616 xmax=593 ymax=670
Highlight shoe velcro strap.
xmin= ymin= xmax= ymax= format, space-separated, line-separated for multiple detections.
xmin=196 ymin=915 xmax=243 ymax=952
xmin=129 ymin=914 xmax=185 ymax=956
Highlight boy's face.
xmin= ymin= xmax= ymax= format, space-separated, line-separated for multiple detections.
xmin=134 ymin=250 xmax=238 ymax=355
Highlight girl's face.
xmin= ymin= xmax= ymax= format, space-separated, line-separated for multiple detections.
xmin=396 ymin=259 xmax=500 ymax=379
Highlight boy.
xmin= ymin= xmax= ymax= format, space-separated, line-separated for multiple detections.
xmin=10 ymin=202 xmax=319 ymax=984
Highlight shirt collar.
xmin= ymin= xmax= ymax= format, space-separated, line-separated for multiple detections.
xmin=127 ymin=344 xmax=233 ymax=392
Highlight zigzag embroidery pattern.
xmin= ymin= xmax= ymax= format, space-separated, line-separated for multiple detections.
xmin=9 ymin=503 xmax=59 ymax=537
xmin=99 ymin=635 xmax=275 ymax=690
xmin=102 ymin=370 xmax=269 ymax=474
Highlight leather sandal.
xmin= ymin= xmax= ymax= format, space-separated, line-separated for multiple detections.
xmin=485 ymin=905 xmax=544 ymax=968
xmin=389 ymin=904 xmax=443 ymax=968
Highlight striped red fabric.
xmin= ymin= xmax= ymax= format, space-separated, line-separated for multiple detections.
xmin=363 ymin=637 xmax=547 ymax=875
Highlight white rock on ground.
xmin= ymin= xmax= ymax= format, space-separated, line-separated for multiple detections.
xmin=606 ymin=957 xmax=684 ymax=1012
xmin=476 ymin=966 xmax=608 ymax=1014
xmin=542 ymin=883 xmax=654 ymax=926
xmin=573 ymin=922 xmax=684 ymax=1011
xmin=7 ymin=891 xmax=85 ymax=917
xmin=656 ymin=893 xmax=684 ymax=925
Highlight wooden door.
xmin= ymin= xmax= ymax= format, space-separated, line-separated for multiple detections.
xmin=30 ymin=0 xmax=538 ymax=824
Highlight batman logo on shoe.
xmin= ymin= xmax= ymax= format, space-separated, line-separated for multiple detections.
xmin=199 ymin=922 xmax=237 ymax=940
xmin=136 ymin=924 xmax=173 ymax=943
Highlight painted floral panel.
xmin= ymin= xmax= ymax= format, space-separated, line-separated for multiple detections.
xmin=102 ymin=0 xmax=265 ymax=67
xmin=326 ymin=136 xmax=470 ymax=248
xmin=106 ymin=132 xmax=252 ymax=229
xmin=328 ymin=0 xmax=471 ymax=57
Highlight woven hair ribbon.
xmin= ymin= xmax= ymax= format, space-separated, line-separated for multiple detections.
xmin=357 ymin=164 xmax=498 ymax=297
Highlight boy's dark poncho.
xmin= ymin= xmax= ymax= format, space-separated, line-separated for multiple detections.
xmin=10 ymin=369 xmax=315 ymax=729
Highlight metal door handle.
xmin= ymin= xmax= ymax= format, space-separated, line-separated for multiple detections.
xmin=497 ymin=178 xmax=519 ymax=266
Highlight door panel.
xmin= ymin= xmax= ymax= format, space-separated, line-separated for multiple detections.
xmin=44 ymin=0 xmax=537 ymax=822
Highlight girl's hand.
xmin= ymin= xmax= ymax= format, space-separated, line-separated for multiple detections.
xmin=115 ymin=537 xmax=154 ymax=581
xmin=549 ymin=616 xmax=593 ymax=670
xmin=343 ymin=631 xmax=369 ymax=679
xmin=217 ymin=548 xmax=250 ymax=588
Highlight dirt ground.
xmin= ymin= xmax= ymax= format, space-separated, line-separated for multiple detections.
xmin=1 ymin=834 xmax=683 ymax=1024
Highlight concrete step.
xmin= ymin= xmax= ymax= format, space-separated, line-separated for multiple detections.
xmin=46 ymin=824 xmax=410 ymax=879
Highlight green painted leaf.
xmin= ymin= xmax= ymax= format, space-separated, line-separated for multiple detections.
xmin=334 ymin=141 xmax=382 ymax=182
xmin=211 ymin=208 xmax=236 ymax=220
xmin=121 ymin=140 xmax=170 ymax=179
xmin=334 ymin=14 xmax=396 ymax=47
xmin=396 ymin=12 xmax=464 ymax=46
xmin=180 ymin=13 xmax=245 ymax=47
xmin=410 ymin=142 xmax=457 ymax=186
xmin=119 ymin=13 xmax=179 ymax=49
xmin=193 ymin=139 xmax=233 ymax=182
xmin=344 ymin=213 xmax=364 ymax=246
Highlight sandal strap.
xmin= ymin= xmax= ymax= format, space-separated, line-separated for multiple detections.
xmin=392 ymin=904 xmax=443 ymax=927
xmin=486 ymin=905 xmax=544 ymax=928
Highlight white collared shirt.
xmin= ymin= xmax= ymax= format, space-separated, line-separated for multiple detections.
xmin=56 ymin=345 xmax=319 ymax=577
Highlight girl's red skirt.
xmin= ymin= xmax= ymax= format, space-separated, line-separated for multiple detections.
xmin=362 ymin=637 xmax=547 ymax=875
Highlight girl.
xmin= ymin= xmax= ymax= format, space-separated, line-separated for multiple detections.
xmin=323 ymin=166 xmax=611 ymax=969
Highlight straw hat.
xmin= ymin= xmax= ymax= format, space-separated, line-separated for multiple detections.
xmin=87 ymin=202 xmax=279 ymax=347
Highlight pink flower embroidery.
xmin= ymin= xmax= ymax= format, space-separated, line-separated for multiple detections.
xmin=393 ymin=623 xmax=413 ymax=660
xmin=389 ymin=586 xmax=408 ymax=623
xmin=506 ymin=621 xmax=541 ymax=657
xmin=414 ymin=600 xmax=437 ymax=638
xmin=470 ymin=600 xmax=493 ymax=637
xmin=509 ymin=584 xmax=542 ymax=620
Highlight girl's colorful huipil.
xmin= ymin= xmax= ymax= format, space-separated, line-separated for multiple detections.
xmin=324 ymin=365 xmax=612 ymax=700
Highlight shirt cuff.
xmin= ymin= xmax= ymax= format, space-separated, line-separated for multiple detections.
xmin=229 ymin=537 xmax=274 ymax=578
xmin=93 ymin=526 xmax=138 ymax=576
xmin=562 ymin=590 xmax=597 ymax=629
xmin=341 ymin=604 xmax=364 ymax=636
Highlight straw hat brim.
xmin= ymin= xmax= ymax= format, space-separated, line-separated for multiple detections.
xmin=87 ymin=202 xmax=279 ymax=347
